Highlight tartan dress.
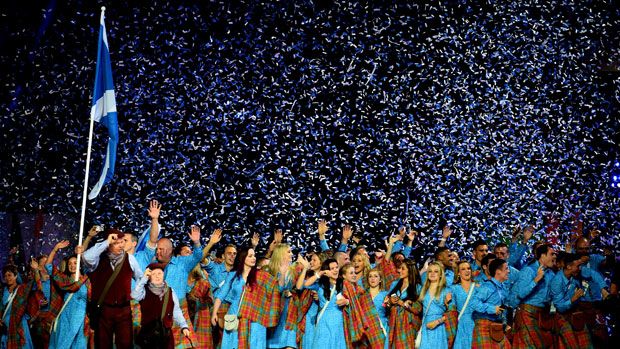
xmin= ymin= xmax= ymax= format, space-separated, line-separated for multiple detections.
xmin=187 ymin=277 xmax=214 ymax=349
xmin=386 ymin=281 xmax=422 ymax=349
xmin=342 ymin=281 xmax=386 ymax=349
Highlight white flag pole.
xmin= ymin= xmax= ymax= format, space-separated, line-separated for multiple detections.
xmin=75 ymin=6 xmax=106 ymax=282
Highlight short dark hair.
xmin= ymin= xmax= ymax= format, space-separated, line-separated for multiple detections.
xmin=535 ymin=244 xmax=552 ymax=260
xmin=563 ymin=253 xmax=582 ymax=267
xmin=473 ymin=240 xmax=488 ymax=250
xmin=489 ymin=258 xmax=507 ymax=277
xmin=494 ymin=243 xmax=508 ymax=251
xmin=434 ymin=247 xmax=450 ymax=259
xmin=2 ymin=264 xmax=18 ymax=277
xmin=482 ymin=253 xmax=497 ymax=268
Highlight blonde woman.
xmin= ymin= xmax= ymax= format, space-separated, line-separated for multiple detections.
xmin=265 ymin=243 xmax=296 ymax=349
xmin=417 ymin=262 xmax=453 ymax=349
xmin=351 ymin=253 xmax=372 ymax=288
xmin=449 ymin=261 xmax=477 ymax=349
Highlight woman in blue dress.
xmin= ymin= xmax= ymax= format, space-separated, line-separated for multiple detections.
xmin=367 ymin=268 xmax=389 ymax=349
xmin=46 ymin=240 xmax=92 ymax=349
xmin=293 ymin=251 xmax=325 ymax=349
xmin=311 ymin=258 xmax=348 ymax=349
xmin=449 ymin=261 xmax=477 ymax=349
xmin=210 ymin=248 xmax=267 ymax=349
xmin=1 ymin=260 xmax=38 ymax=349
xmin=418 ymin=262 xmax=452 ymax=349
xmin=266 ymin=243 xmax=297 ymax=349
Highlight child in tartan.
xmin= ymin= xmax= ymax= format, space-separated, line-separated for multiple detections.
xmin=385 ymin=259 xmax=422 ymax=349
xmin=471 ymin=258 xmax=512 ymax=349
xmin=1 ymin=260 xmax=40 ymax=349
xmin=550 ymin=253 xmax=593 ymax=349
xmin=211 ymin=247 xmax=281 ymax=349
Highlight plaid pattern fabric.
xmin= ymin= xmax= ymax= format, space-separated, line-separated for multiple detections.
xmin=237 ymin=270 xmax=281 ymax=349
xmin=30 ymin=310 xmax=54 ymax=348
xmin=512 ymin=304 xmax=553 ymax=349
xmin=51 ymin=268 xmax=93 ymax=341
xmin=188 ymin=278 xmax=214 ymax=349
xmin=388 ymin=299 xmax=422 ymax=348
xmin=238 ymin=270 xmax=281 ymax=327
xmin=472 ymin=319 xmax=511 ymax=349
xmin=444 ymin=302 xmax=458 ymax=348
xmin=554 ymin=313 xmax=593 ymax=349
xmin=131 ymin=300 xmax=142 ymax=336
xmin=1 ymin=279 xmax=37 ymax=349
xmin=342 ymin=280 xmax=386 ymax=349
xmin=284 ymin=288 xmax=315 ymax=347
xmin=172 ymin=297 xmax=196 ymax=349
xmin=378 ymin=258 xmax=399 ymax=290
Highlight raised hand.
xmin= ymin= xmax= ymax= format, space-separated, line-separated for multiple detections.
xmin=523 ymin=225 xmax=535 ymax=243
xmin=209 ymin=229 xmax=223 ymax=246
xmin=87 ymin=225 xmax=100 ymax=237
xmin=442 ymin=225 xmax=453 ymax=240
xmin=251 ymin=232 xmax=260 ymax=248
xmin=406 ymin=228 xmax=417 ymax=242
xmin=148 ymin=199 xmax=162 ymax=220
xmin=30 ymin=258 xmax=39 ymax=270
xmin=107 ymin=233 xmax=119 ymax=244
xmin=342 ymin=225 xmax=353 ymax=241
xmin=189 ymin=225 xmax=201 ymax=244
xmin=297 ymin=255 xmax=310 ymax=270
xmin=318 ymin=219 xmax=328 ymax=239
xmin=55 ymin=240 xmax=70 ymax=250
xmin=274 ymin=229 xmax=283 ymax=244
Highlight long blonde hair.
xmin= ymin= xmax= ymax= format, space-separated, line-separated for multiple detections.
xmin=418 ymin=262 xmax=447 ymax=300
xmin=266 ymin=243 xmax=294 ymax=282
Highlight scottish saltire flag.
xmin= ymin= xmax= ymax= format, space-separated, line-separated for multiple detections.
xmin=135 ymin=224 xmax=162 ymax=253
xmin=88 ymin=8 xmax=119 ymax=200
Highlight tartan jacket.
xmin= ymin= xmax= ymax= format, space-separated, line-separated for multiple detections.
xmin=1 ymin=278 xmax=38 ymax=349
xmin=237 ymin=270 xmax=281 ymax=349
xmin=342 ymin=281 xmax=386 ymax=349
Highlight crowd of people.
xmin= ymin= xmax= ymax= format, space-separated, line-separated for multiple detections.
xmin=1 ymin=200 xmax=618 ymax=349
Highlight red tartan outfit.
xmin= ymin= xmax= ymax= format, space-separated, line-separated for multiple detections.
xmin=88 ymin=253 xmax=133 ymax=349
